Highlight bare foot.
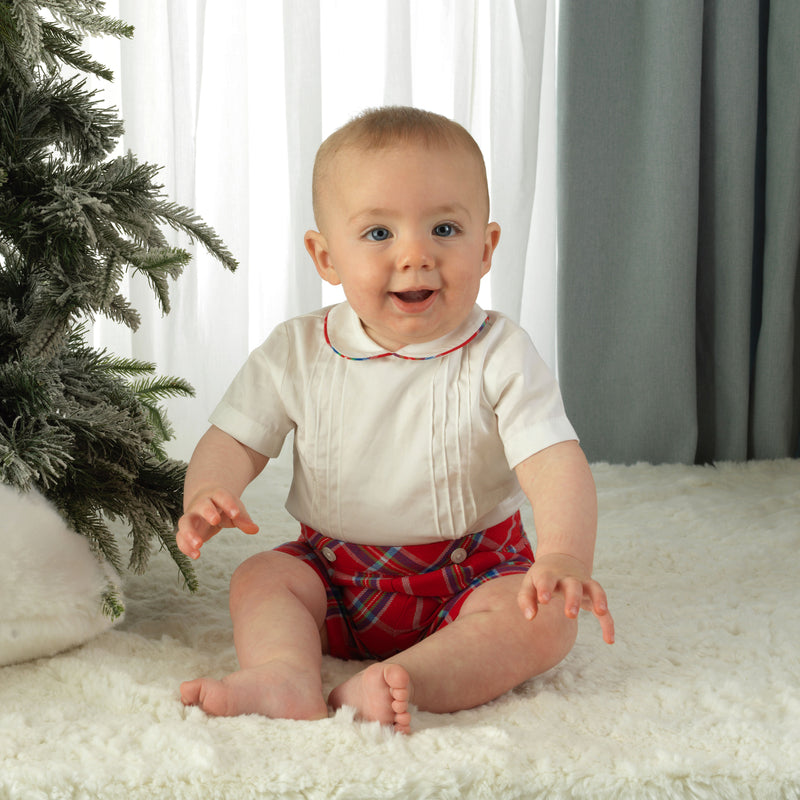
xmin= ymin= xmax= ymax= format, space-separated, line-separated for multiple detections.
xmin=328 ymin=662 xmax=413 ymax=734
xmin=180 ymin=660 xmax=328 ymax=721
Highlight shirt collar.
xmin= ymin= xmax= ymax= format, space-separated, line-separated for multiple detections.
xmin=324 ymin=302 xmax=489 ymax=362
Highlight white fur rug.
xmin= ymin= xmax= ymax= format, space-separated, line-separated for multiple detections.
xmin=2 ymin=456 xmax=799 ymax=799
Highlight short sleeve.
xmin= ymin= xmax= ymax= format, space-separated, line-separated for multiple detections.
xmin=483 ymin=319 xmax=578 ymax=469
xmin=208 ymin=324 xmax=296 ymax=458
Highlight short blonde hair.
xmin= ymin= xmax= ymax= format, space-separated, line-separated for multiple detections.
xmin=311 ymin=106 xmax=490 ymax=227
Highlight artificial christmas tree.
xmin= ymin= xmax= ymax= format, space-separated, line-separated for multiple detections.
xmin=0 ymin=0 xmax=237 ymax=612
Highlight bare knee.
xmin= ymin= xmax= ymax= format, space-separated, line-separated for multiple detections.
xmin=229 ymin=551 xmax=324 ymax=617
xmin=459 ymin=577 xmax=578 ymax=676
xmin=540 ymin=609 xmax=578 ymax=666
xmin=509 ymin=596 xmax=578 ymax=682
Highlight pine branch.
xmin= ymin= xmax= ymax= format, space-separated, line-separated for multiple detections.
xmin=100 ymin=293 xmax=140 ymax=329
xmin=126 ymin=509 xmax=155 ymax=575
xmin=2 ymin=2 xmax=132 ymax=90
xmin=9 ymin=0 xmax=42 ymax=64
xmin=59 ymin=403 xmax=144 ymax=459
xmin=95 ymin=351 xmax=156 ymax=378
xmin=44 ymin=1 xmax=134 ymax=40
xmin=41 ymin=179 xmax=114 ymax=244
xmin=139 ymin=405 xmax=172 ymax=459
xmin=133 ymin=248 xmax=191 ymax=315
xmin=60 ymin=498 xmax=125 ymax=573
xmin=153 ymin=200 xmax=239 ymax=272
xmin=0 ymin=356 xmax=59 ymax=417
xmin=0 ymin=3 xmax=34 ymax=90
xmin=0 ymin=76 xmax=123 ymax=169
xmin=40 ymin=21 xmax=114 ymax=81
xmin=46 ymin=76 xmax=124 ymax=160
xmin=95 ymin=155 xmax=173 ymax=247
xmin=21 ymin=308 xmax=71 ymax=359
xmin=130 ymin=375 xmax=194 ymax=459
xmin=120 ymin=455 xmax=186 ymax=576
xmin=157 ymin=526 xmax=198 ymax=592
xmin=102 ymin=584 xmax=124 ymax=619
xmin=94 ymin=250 xmax=124 ymax=309
xmin=130 ymin=375 xmax=194 ymax=403
xmin=0 ymin=417 xmax=74 ymax=490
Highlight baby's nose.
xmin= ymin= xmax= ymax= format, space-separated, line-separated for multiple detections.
xmin=397 ymin=238 xmax=433 ymax=271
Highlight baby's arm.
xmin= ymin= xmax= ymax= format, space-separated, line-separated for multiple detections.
xmin=514 ymin=440 xmax=615 ymax=643
xmin=176 ymin=425 xmax=268 ymax=560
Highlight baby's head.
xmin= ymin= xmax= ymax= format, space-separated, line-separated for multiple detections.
xmin=305 ymin=106 xmax=500 ymax=352
xmin=312 ymin=106 xmax=490 ymax=232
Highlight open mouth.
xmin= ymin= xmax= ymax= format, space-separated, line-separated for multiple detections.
xmin=391 ymin=289 xmax=435 ymax=304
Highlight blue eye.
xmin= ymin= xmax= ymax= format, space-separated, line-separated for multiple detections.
xmin=365 ymin=227 xmax=391 ymax=242
xmin=433 ymin=223 xmax=458 ymax=237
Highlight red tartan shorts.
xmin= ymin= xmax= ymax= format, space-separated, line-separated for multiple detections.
xmin=273 ymin=511 xmax=533 ymax=660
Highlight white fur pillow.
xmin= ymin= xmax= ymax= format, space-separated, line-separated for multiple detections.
xmin=0 ymin=484 xmax=123 ymax=666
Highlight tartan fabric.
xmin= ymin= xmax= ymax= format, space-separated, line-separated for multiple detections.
xmin=274 ymin=511 xmax=533 ymax=660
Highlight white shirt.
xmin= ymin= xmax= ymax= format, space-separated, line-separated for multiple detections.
xmin=210 ymin=303 xmax=577 ymax=545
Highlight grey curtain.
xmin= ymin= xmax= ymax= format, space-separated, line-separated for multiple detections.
xmin=556 ymin=0 xmax=799 ymax=464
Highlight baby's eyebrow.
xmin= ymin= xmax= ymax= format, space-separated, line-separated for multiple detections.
xmin=427 ymin=203 xmax=473 ymax=220
xmin=348 ymin=204 xmax=473 ymax=226
xmin=348 ymin=208 xmax=394 ymax=225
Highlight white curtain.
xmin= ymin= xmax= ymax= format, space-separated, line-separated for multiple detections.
xmin=90 ymin=0 xmax=557 ymax=459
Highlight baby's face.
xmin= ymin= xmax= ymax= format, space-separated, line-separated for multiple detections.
xmin=307 ymin=141 xmax=500 ymax=352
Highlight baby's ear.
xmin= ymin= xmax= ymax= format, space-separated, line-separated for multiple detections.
xmin=481 ymin=222 xmax=501 ymax=277
xmin=304 ymin=230 xmax=341 ymax=285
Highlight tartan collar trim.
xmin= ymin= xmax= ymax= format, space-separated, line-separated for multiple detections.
xmin=323 ymin=302 xmax=488 ymax=362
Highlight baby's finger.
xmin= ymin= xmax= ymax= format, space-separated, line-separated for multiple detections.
xmin=596 ymin=606 xmax=616 ymax=644
xmin=228 ymin=505 xmax=259 ymax=535
xmin=582 ymin=580 xmax=610 ymax=617
xmin=580 ymin=581 xmax=614 ymax=643
xmin=517 ymin=576 xmax=539 ymax=620
xmin=181 ymin=540 xmax=202 ymax=561
xmin=207 ymin=491 xmax=259 ymax=535
xmin=195 ymin=496 xmax=225 ymax=527
xmin=176 ymin=518 xmax=212 ymax=560
xmin=179 ymin=500 xmax=231 ymax=553
xmin=532 ymin=571 xmax=558 ymax=606
xmin=561 ymin=577 xmax=585 ymax=619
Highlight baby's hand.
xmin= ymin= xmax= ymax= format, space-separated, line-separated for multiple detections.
xmin=518 ymin=553 xmax=615 ymax=644
xmin=176 ymin=489 xmax=259 ymax=560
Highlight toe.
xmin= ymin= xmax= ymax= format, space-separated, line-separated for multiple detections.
xmin=180 ymin=679 xmax=202 ymax=706
xmin=394 ymin=711 xmax=412 ymax=734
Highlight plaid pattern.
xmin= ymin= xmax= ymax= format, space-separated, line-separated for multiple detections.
xmin=274 ymin=511 xmax=533 ymax=660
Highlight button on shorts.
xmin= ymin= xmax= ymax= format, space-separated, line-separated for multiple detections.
xmin=273 ymin=511 xmax=534 ymax=660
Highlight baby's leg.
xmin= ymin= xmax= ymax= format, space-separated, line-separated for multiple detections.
xmin=328 ymin=575 xmax=576 ymax=729
xmin=181 ymin=550 xmax=329 ymax=720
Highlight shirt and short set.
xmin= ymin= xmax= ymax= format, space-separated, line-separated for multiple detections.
xmin=210 ymin=302 xmax=577 ymax=660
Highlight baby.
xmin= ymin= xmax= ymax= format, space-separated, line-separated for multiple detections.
xmin=176 ymin=106 xmax=614 ymax=734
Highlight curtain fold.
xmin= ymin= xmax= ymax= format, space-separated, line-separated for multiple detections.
xmin=488 ymin=0 xmax=547 ymax=321
xmin=751 ymin=0 xmax=800 ymax=459
xmin=282 ymin=0 xmax=323 ymax=320
xmin=557 ymin=0 xmax=799 ymax=464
